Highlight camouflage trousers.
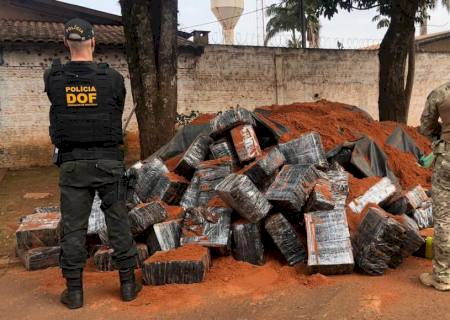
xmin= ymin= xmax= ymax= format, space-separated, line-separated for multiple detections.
xmin=432 ymin=152 xmax=450 ymax=284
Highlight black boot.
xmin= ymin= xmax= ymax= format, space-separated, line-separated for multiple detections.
xmin=60 ymin=275 xmax=83 ymax=309
xmin=119 ymin=268 xmax=142 ymax=302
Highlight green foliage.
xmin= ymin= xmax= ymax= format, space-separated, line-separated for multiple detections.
xmin=315 ymin=0 xmax=438 ymax=20
xmin=265 ymin=0 xmax=321 ymax=48
xmin=371 ymin=0 xmax=450 ymax=30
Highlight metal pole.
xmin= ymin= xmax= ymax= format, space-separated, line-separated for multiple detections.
xmin=300 ymin=0 xmax=306 ymax=48
xmin=256 ymin=0 xmax=260 ymax=45
xmin=261 ymin=0 xmax=265 ymax=46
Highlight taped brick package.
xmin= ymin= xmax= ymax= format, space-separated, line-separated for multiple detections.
xmin=305 ymin=210 xmax=354 ymax=275
xmin=241 ymin=147 xmax=286 ymax=190
xmin=142 ymin=245 xmax=211 ymax=285
xmin=147 ymin=219 xmax=182 ymax=254
xmin=230 ymin=124 xmax=262 ymax=163
xmin=128 ymin=201 xmax=168 ymax=235
xmin=209 ymin=108 xmax=256 ymax=138
xmin=265 ymin=213 xmax=307 ymax=266
xmin=278 ymin=132 xmax=328 ymax=168
xmin=174 ymin=134 xmax=213 ymax=179
xmin=232 ymin=220 xmax=265 ymax=266
xmin=215 ymin=174 xmax=272 ymax=223
xmin=265 ymin=165 xmax=320 ymax=213
xmin=181 ymin=206 xmax=232 ymax=248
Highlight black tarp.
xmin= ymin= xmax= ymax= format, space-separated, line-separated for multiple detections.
xmin=327 ymin=136 xmax=397 ymax=183
xmin=150 ymin=111 xmax=289 ymax=161
xmin=385 ymin=127 xmax=423 ymax=161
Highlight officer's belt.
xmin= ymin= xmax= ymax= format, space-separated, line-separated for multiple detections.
xmin=60 ymin=148 xmax=124 ymax=162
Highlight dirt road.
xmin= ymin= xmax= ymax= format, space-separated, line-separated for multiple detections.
xmin=0 ymin=167 xmax=448 ymax=320
xmin=0 ymin=257 xmax=447 ymax=320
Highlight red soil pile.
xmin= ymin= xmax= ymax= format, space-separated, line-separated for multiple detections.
xmin=165 ymin=153 xmax=183 ymax=171
xmin=187 ymin=101 xmax=432 ymax=191
xmin=347 ymin=175 xmax=382 ymax=203
xmin=260 ymin=100 xmax=432 ymax=191
xmin=164 ymin=205 xmax=185 ymax=220
xmin=166 ymin=172 xmax=189 ymax=184
xmin=190 ymin=113 xmax=216 ymax=125
xmin=383 ymin=145 xmax=431 ymax=189
xmin=146 ymin=244 xmax=208 ymax=263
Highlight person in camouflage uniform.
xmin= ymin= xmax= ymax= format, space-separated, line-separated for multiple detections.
xmin=419 ymin=83 xmax=450 ymax=291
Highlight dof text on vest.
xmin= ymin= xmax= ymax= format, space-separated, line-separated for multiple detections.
xmin=48 ymin=60 xmax=123 ymax=149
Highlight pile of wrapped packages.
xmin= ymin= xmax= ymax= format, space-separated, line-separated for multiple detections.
xmin=15 ymin=106 xmax=434 ymax=284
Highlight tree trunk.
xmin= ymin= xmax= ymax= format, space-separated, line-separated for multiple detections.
xmin=378 ymin=0 xmax=419 ymax=123
xmin=405 ymin=33 xmax=416 ymax=110
xmin=420 ymin=7 xmax=428 ymax=36
xmin=120 ymin=0 xmax=178 ymax=159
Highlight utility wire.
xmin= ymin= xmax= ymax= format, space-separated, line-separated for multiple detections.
xmin=180 ymin=5 xmax=272 ymax=30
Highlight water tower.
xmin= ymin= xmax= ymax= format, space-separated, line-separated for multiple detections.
xmin=211 ymin=0 xmax=244 ymax=45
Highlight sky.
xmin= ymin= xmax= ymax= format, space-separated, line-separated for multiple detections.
xmin=60 ymin=0 xmax=450 ymax=48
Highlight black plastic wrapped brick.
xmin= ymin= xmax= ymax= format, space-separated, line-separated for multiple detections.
xmin=305 ymin=210 xmax=354 ymax=275
xmin=210 ymin=108 xmax=256 ymax=138
xmin=19 ymin=246 xmax=60 ymax=271
xmin=210 ymin=138 xmax=238 ymax=163
xmin=128 ymin=158 xmax=169 ymax=206
xmin=180 ymin=207 xmax=232 ymax=248
xmin=174 ymin=134 xmax=213 ymax=179
xmin=413 ymin=201 xmax=433 ymax=229
xmin=264 ymin=213 xmax=307 ymax=266
xmin=278 ymin=132 xmax=328 ymax=168
xmin=94 ymin=246 xmax=115 ymax=272
xmin=265 ymin=165 xmax=320 ymax=213
xmin=215 ymin=174 xmax=272 ymax=223
xmin=242 ymin=147 xmax=286 ymax=191
xmin=180 ymin=175 xmax=200 ymax=209
xmin=128 ymin=201 xmax=168 ymax=235
xmin=196 ymin=158 xmax=234 ymax=206
xmin=148 ymin=173 xmax=190 ymax=205
xmin=389 ymin=215 xmax=425 ymax=268
xmin=230 ymin=124 xmax=262 ymax=163
xmin=136 ymin=243 xmax=150 ymax=268
xmin=326 ymin=163 xmax=350 ymax=210
xmin=232 ymin=220 xmax=265 ymax=266
xmin=142 ymin=245 xmax=211 ymax=285
xmin=305 ymin=179 xmax=335 ymax=212
xmin=33 ymin=206 xmax=60 ymax=214
xmin=147 ymin=219 xmax=182 ymax=255
xmin=16 ymin=211 xmax=61 ymax=251
xmin=353 ymin=207 xmax=407 ymax=276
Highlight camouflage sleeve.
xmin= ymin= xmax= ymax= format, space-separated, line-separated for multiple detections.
xmin=419 ymin=89 xmax=444 ymax=140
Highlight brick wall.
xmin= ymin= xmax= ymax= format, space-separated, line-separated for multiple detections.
xmin=1 ymin=42 xmax=449 ymax=168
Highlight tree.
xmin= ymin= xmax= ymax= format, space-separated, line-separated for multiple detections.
xmin=316 ymin=0 xmax=440 ymax=123
xmin=120 ymin=0 xmax=178 ymax=159
xmin=420 ymin=0 xmax=450 ymax=35
xmin=265 ymin=0 xmax=321 ymax=48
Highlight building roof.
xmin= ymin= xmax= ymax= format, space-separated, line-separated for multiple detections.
xmin=362 ymin=30 xmax=450 ymax=50
xmin=0 ymin=19 xmax=200 ymax=50
xmin=1 ymin=0 xmax=122 ymax=25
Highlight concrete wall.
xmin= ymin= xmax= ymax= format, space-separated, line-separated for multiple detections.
xmin=1 ymin=42 xmax=449 ymax=168
xmin=418 ymin=39 xmax=450 ymax=53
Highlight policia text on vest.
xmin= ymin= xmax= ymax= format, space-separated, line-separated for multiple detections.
xmin=65 ymin=86 xmax=98 ymax=107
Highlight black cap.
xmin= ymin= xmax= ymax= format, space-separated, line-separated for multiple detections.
xmin=64 ymin=18 xmax=94 ymax=41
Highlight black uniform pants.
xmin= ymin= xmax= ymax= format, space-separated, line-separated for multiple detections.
xmin=59 ymin=159 xmax=137 ymax=278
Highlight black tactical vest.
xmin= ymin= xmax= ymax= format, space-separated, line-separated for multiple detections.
xmin=47 ymin=59 xmax=123 ymax=149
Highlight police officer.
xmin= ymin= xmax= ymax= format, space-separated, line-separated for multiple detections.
xmin=419 ymin=83 xmax=450 ymax=291
xmin=44 ymin=18 xmax=141 ymax=309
